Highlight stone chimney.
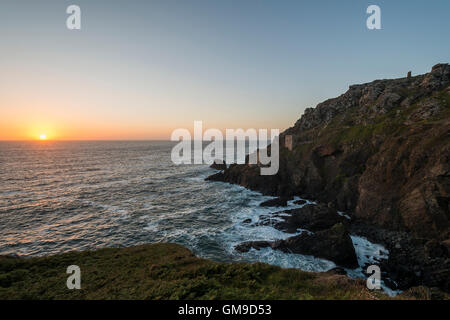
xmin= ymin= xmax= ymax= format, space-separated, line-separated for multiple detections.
xmin=285 ymin=135 xmax=293 ymax=151
xmin=407 ymin=71 xmax=412 ymax=79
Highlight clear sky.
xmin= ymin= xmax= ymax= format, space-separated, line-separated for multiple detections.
xmin=1 ymin=0 xmax=449 ymax=140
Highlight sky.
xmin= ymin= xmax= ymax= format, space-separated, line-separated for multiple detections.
xmin=0 ymin=0 xmax=449 ymax=140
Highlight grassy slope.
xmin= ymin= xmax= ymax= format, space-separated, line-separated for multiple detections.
xmin=0 ymin=243 xmax=397 ymax=300
xmin=325 ymin=88 xmax=450 ymax=146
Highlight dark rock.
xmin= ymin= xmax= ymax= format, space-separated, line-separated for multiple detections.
xmin=236 ymin=223 xmax=358 ymax=269
xmin=293 ymin=199 xmax=307 ymax=205
xmin=350 ymin=222 xmax=450 ymax=292
xmin=205 ymin=161 xmax=281 ymax=195
xmin=383 ymin=278 xmax=398 ymax=290
xmin=314 ymin=145 xmax=341 ymax=157
xmin=259 ymin=196 xmax=292 ymax=207
xmin=441 ymin=239 xmax=450 ymax=254
xmin=210 ymin=160 xmax=227 ymax=170
xmin=425 ymin=239 xmax=448 ymax=259
xmin=242 ymin=219 xmax=252 ymax=224
xmin=274 ymin=223 xmax=358 ymax=268
xmin=235 ymin=241 xmax=271 ymax=253
xmin=205 ymin=172 xmax=225 ymax=182
xmin=258 ymin=203 xmax=346 ymax=233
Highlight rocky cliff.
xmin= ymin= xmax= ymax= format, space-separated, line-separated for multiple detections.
xmin=210 ymin=64 xmax=450 ymax=241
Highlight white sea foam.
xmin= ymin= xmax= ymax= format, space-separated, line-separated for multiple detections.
xmin=143 ymin=221 xmax=160 ymax=232
xmin=347 ymin=235 xmax=401 ymax=296
xmin=337 ymin=211 xmax=351 ymax=220
xmin=215 ymin=191 xmax=338 ymax=273
xmin=213 ymin=184 xmax=401 ymax=296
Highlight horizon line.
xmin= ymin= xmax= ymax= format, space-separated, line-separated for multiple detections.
xmin=0 ymin=139 xmax=274 ymax=142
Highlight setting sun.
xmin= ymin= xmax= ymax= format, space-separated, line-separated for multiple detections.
xmin=39 ymin=134 xmax=47 ymax=140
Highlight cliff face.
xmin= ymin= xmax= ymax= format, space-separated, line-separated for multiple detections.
xmin=213 ymin=64 xmax=450 ymax=240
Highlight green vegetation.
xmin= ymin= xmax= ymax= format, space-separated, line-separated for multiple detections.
xmin=439 ymin=90 xmax=450 ymax=106
xmin=0 ymin=243 xmax=393 ymax=300
xmin=329 ymin=123 xmax=379 ymax=144
xmin=320 ymin=87 xmax=450 ymax=147
xmin=333 ymin=171 xmax=348 ymax=189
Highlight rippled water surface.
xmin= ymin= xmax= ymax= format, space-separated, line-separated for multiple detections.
xmin=1 ymin=141 xmax=396 ymax=293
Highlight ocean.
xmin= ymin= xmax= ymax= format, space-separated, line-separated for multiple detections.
xmin=0 ymin=141 xmax=396 ymax=294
